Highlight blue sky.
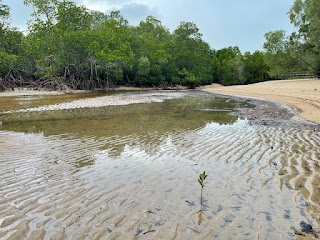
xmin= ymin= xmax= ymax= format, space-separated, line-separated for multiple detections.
xmin=4 ymin=0 xmax=296 ymax=53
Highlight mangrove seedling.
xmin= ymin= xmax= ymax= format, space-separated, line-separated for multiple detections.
xmin=198 ymin=171 xmax=207 ymax=225
xmin=198 ymin=171 xmax=207 ymax=207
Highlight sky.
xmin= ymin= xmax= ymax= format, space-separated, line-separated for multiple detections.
xmin=4 ymin=0 xmax=296 ymax=53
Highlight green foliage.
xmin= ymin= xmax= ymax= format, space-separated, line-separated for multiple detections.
xmin=172 ymin=21 xmax=213 ymax=86
xmin=137 ymin=57 xmax=150 ymax=76
xmin=24 ymin=0 xmax=58 ymax=22
xmin=0 ymin=5 xmax=26 ymax=78
xmin=181 ymin=73 xmax=200 ymax=88
xmin=264 ymin=0 xmax=320 ymax=77
xmin=262 ymin=30 xmax=310 ymax=78
xmin=0 ymin=50 xmax=17 ymax=74
xmin=263 ymin=30 xmax=286 ymax=54
xmin=198 ymin=170 xmax=207 ymax=224
xmin=0 ymin=0 xmax=10 ymax=30
xmin=0 ymin=0 xmax=278 ymax=91
xmin=263 ymin=30 xmax=288 ymax=77
xmin=198 ymin=171 xmax=207 ymax=188
xmin=243 ymin=51 xmax=270 ymax=83
xmin=56 ymin=1 xmax=92 ymax=31
xmin=212 ymin=47 xmax=270 ymax=85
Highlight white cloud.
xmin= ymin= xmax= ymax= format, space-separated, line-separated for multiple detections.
xmin=77 ymin=0 xmax=158 ymax=12
xmin=75 ymin=0 xmax=160 ymax=26
xmin=116 ymin=3 xmax=159 ymax=25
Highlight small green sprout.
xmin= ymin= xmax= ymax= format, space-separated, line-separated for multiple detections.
xmin=198 ymin=171 xmax=207 ymax=225
xmin=198 ymin=171 xmax=207 ymax=188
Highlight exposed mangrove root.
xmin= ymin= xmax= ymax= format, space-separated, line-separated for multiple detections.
xmin=0 ymin=74 xmax=94 ymax=93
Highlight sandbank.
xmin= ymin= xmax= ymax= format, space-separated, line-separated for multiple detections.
xmin=200 ymin=79 xmax=320 ymax=124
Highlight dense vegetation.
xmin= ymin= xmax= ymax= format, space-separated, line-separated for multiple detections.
xmin=0 ymin=0 xmax=319 ymax=91
xmin=264 ymin=0 xmax=320 ymax=78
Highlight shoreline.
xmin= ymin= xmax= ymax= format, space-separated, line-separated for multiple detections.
xmin=0 ymin=86 xmax=187 ymax=97
xmin=1 ymin=80 xmax=319 ymax=128
xmin=0 ymin=89 xmax=318 ymax=131
xmin=199 ymin=79 xmax=320 ymax=124
xmin=210 ymin=92 xmax=320 ymax=130
xmin=0 ymin=88 xmax=88 ymax=97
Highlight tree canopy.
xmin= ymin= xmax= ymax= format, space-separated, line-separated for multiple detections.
xmin=263 ymin=0 xmax=320 ymax=78
xmin=0 ymin=0 xmax=317 ymax=92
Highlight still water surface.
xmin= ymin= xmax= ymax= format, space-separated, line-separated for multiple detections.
xmin=0 ymin=91 xmax=319 ymax=239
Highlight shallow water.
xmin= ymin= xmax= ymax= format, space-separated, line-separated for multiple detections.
xmin=0 ymin=91 xmax=319 ymax=239
xmin=0 ymin=91 xmax=114 ymax=112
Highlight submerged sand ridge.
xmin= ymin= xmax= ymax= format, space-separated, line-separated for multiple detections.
xmin=1 ymin=91 xmax=187 ymax=114
xmin=200 ymin=79 xmax=320 ymax=124
xmin=0 ymin=91 xmax=320 ymax=239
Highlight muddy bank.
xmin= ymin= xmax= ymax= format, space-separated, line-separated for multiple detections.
xmin=211 ymin=93 xmax=320 ymax=130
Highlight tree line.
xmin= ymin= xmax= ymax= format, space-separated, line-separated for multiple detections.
xmin=0 ymin=0 xmax=319 ymax=91
xmin=263 ymin=0 xmax=320 ymax=79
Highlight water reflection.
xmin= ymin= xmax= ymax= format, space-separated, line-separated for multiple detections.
xmin=0 ymin=94 xmax=250 ymax=160
xmin=0 ymin=91 xmax=112 ymax=111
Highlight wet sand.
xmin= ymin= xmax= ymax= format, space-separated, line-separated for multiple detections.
xmin=0 ymin=91 xmax=319 ymax=239
xmin=1 ymin=122 xmax=319 ymax=239
xmin=200 ymin=79 xmax=320 ymax=124
xmin=2 ymin=91 xmax=187 ymax=114
xmin=0 ymin=86 xmax=178 ymax=98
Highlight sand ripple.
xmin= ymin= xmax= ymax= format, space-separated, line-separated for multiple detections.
xmin=0 ymin=120 xmax=319 ymax=239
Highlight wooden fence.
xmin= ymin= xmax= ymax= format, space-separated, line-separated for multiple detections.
xmin=279 ymin=73 xmax=318 ymax=79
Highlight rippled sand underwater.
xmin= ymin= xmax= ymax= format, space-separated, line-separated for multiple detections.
xmin=0 ymin=92 xmax=319 ymax=239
